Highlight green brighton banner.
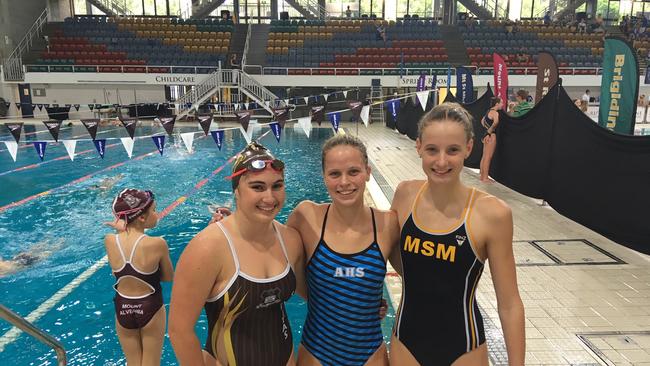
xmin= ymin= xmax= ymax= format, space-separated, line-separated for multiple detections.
xmin=598 ymin=37 xmax=639 ymax=134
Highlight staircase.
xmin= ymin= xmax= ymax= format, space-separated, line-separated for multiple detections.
xmin=440 ymin=26 xmax=470 ymax=67
xmin=229 ymin=24 xmax=248 ymax=65
xmin=284 ymin=0 xmax=328 ymax=20
xmin=24 ymin=23 xmax=62 ymax=66
xmin=554 ymin=0 xmax=587 ymax=22
xmin=192 ymin=0 xmax=226 ymax=19
xmin=457 ymin=0 xmax=493 ymax=20
xmin=87 ymin=0 xmax=132 ymax=16
xmin=2 ymin=8 xmax=49 ymax=81
xmin=244 ymin=24 xmax=271 ymax=73
xmin=174 ymin=69 xmax=278 ymax=119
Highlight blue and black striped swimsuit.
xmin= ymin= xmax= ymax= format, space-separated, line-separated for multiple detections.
xmin=301 ymin=205 xmax=386 ymax=366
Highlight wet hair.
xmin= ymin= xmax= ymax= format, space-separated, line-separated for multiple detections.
xmin=489 ymin=97 xmax=502 ymax=108
xmin=231 ymin=141 xmax=282 ymax=190
xmin=516 ymin=90 xmax=529 ymax=99
xmin=321 ymin=134 xmax=369 ymax=171
xmin=418 ymin=102 xmax=474 ymax=142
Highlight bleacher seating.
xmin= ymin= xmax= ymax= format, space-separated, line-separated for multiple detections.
xmin=264 ymin=19 xmax=450 ymax=75
xmin=28 ymin=16 xmax=233 ymax=73
xmin=460 ymin=20 xmax=603 ymax=75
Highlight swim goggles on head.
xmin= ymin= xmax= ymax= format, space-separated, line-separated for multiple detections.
xmin=227 ymin=158 xmax=285 ymax=180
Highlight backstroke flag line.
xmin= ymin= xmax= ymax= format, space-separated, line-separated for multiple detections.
xmin=535 ymin=51 xmax=559 ymax=104
xmin=492 ymin=53 xmax=509 ymax=107
xmin=598 ymin=37 xmax=639 ymax=134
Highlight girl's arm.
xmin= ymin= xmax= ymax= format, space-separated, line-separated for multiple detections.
xmin=157 ymin=237 xmax=174 ymax=282
xmin=169 ymin=230 xmax=221 ymax=365
xmin=484 ymin=199 xmax=525 ymax=365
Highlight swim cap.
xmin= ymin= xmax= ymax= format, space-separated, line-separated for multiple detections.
xmin=229 ymin=142 xmax=284 ymax=190
xmin=112 ymin=188 xmax=155 ymax=224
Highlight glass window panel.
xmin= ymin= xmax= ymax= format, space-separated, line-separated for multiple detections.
xmin=633 ymin=0 xmax=645 ymax=17
xmin=520 ymin=0 xmax=533 ymax=19
xmin=156 ymin=0 xmax=167 ymax=15
xmin=397 ymin=0 xmax=408 ymax=18
xmin=144 ymin=0 xmax=156 ymax=15
xmin=533 ymin=0 xmax=550 ymax=19
xmin=606 ymin=1 xmax=621 ymax=20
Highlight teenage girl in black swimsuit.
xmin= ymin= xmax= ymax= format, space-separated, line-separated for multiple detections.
xmin=480 ymin=97 xmax=503 ymax=183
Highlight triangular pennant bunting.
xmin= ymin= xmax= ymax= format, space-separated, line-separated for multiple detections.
xmin=385 ymin=99 xmax=401 ymax=123
xmin=348 ymin=101 xmax=363 ymax=121
xmin=343 ymin=91 xmax=348 ymax=98
xmin=119 ymin=117 xmax=138 ymax=139
xmin=3 ymin=102 xmax=10 ymax=109
xmin=235 ymin=111 xmax=251 ymax=132
xmin=303 ymin=96 xmax=310 ymax=105
xmin=283 ymin=99 xmax=289 ymax=106
xmin=323 ymin=94 xmax=329 ymax=101
xmin=33 ymin=141 xmax=47 ymax=161
xmin=152 ymin=135 xmax=165 ymax=156
xmin=15 ymin=103 xmax=21 ymax=110
xmin=37 ymin=104 xmax=44 ymax=111
xmin=297 ymin=116 xmax=312 ymax=138
xmin=95 ymin=103 xmax=102 ymax=109
xmin=4 ymin=123 xmax=23 ymax=143
xmin=197 ymin=114 xmax=213 ymax=136
xmin=43 ymin=120 xmax=63 ymax=142
xmin=159 ymin=115 xmax=176 ymax=136
xmin=244 ymin=102 xmax=250 ymax=110
xmin=328 ymin=112 xmax=341 ymax=133
xmin=62 ymin=140 xmax=77 ymax=161
xmin=88 ymin=104 xmax=95 ymax=111
xmin=73 ymin=104 xmax=80 ymax=111
xmin=416 ymin=91 xmax=430 ymax=111
xmin=81 ymin=119 xmax=100 ymax=140
xmin=273 ymin=107 xmax=289 ymax=128
xmin=3 ymin=141 xmax=18 ymax=162
xmin=269 ymin=122 xmax=282 ymax=142
xmin=120 ymin=137 xmax=134 ymax=158
xmin=360 ymin=105 xmax=370 ymax=127
xmin=311 ymin=105 xmax=326 ymax=126
xmin=94 ymin=139 xmax=107 ymax=158
xmin=180 ymin=132 xmax=195 ymax=153
xmin=65 ymin=104 xmax=72 ymax=109
xmin=210 ymin=130 xmax=225 ymax=150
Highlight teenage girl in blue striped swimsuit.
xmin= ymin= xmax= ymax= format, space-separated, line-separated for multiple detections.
xmin=287 ymin=134 xmax=402 ymax=366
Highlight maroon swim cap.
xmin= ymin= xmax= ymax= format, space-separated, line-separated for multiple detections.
xmin=112 ymin=188 xmax=155 ymax=224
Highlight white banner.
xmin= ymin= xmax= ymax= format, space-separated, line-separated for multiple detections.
xmin=120 ymin=137 xmax=135 ymax=158
xmin=304 ymin=97 xmax=309 ymax=104
xmin=416 ymin=91 xmax=430 ymax=111
xmin=180 ymin=132 xmax=195 ymax=153
xmin=3 ymin=141 xmax=18 ymax=162
xmin=62 ymin=140 xmax=77 ymax=161
xmin=323 ymin=94 xmax=329 ymax=101
xmin=343 ymin=90 xmax=348 ymax=98
xmin=297 ymin=117 xmax=312 ymax=138
xmin=360 ymin=105 xmax=370 ymax=127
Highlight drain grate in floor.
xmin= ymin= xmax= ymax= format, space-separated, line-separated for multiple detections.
xmin=531 ymin=240 xmax=625 ymax=265
xmin=577 ymin=331 xmax=650 ymax=365
xmin=513 ymin=241 xmax=557 ymax=266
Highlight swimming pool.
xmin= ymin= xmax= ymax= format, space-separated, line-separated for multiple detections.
xmin=0 ymin=124 xmax=395 ymax=365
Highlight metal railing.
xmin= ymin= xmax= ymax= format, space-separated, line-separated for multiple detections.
xmin=242 ymin=23 xmax=252 ymax=68
xmin=301 ymin=0 xmax=329 ymax=19
xmin=2 ymin=8 xmax=49 ymax=81
xmin=24 ymin=64 xmax=219 ymax=74
xmin=237 ymin=69 xmax=281 ymax=111
xmin=89 ymin=0 xmax=133 ymax=16
xmin=481 ymin=0 xmax=508 ymax=20
xmin=260 ymin=65 xmax=604 ymax=76
xmin=175 ymin=67 xmax=222 ymax=117
xmin=0 ymin=304 xmax=66 ymax=365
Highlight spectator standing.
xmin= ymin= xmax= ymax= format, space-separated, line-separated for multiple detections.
xmin=582 ymin=89 xmax=591 ymax=103
xmin=345 ymin=5 xmax=352 ymax=18
xmin=510 ymin=90 xmax=533 ymax=117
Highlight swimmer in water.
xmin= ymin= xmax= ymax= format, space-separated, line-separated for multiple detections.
xmin=0 ymin=239 xmax=64 ymax=277
xmin=93 ymin=173 xmax=125 ymax=192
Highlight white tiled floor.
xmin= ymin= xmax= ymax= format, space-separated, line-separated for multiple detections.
xmin=350 ymin=122 xmax=650 ymax=365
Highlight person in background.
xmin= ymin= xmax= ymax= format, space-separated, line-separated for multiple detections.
xmin=638 ymin=94 xmax=647 ymax=107
xmin=0 ymin=239 xmax=64 ymax=277
xmin=105 ymin=189 xmax=173 ymax=366
xmin=510 ymin=90 xmax=533 ymax=117
xmin=480 ymin=97 xmax=502 ymax=183
xmin=543 ymin=11 xmax=551 ymax=26
xmin=346 ymin=5 xmax=352 ymax=18
xmin=582 ymin=89 xmax=591 ymax=103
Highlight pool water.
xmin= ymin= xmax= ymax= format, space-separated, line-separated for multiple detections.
xmin=0 ymin=124 xmax=395 ymax=365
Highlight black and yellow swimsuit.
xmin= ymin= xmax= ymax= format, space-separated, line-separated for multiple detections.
xmin=204 ymin=221 xmax=296 ymax=366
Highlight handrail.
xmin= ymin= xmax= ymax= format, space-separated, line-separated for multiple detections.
xmin=242 ymin=23 xmax=252 ymax=68
xmin=237 ymin=69 xmax=280 ymax=110
xmin=89 ymin=0 xmax=133 ymax=16
xmin=0 ymin=304 xmax=66 ymax=365
xmin=3 ymin=7 xmax=49 ymax=81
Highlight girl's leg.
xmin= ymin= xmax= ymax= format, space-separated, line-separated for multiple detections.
xmin=140 ymin=306 xmax=166 ymax=366
xmin=481 ymin=136 xmax=497 ymax=182
xmin=116 ymin=317 xmax=143 ymax=366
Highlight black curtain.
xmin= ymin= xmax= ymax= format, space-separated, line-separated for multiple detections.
xmin=396 ymin=97 xmax=420 ymax=140
xmin=485 ymin=81 xmax=650 ymax=255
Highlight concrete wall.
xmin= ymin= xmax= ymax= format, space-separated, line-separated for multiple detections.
xmin=0 ymin=0 xmax=47 ymax=59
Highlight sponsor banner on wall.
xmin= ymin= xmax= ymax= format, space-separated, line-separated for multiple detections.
xmin=599 ymin=37 xmax=639 ymax=134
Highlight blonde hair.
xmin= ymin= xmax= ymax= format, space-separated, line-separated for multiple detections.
xmin=321 ymin=134 xmax=369 ymax=171
xmin=418 ymin=102 xmax=474 ymax=141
